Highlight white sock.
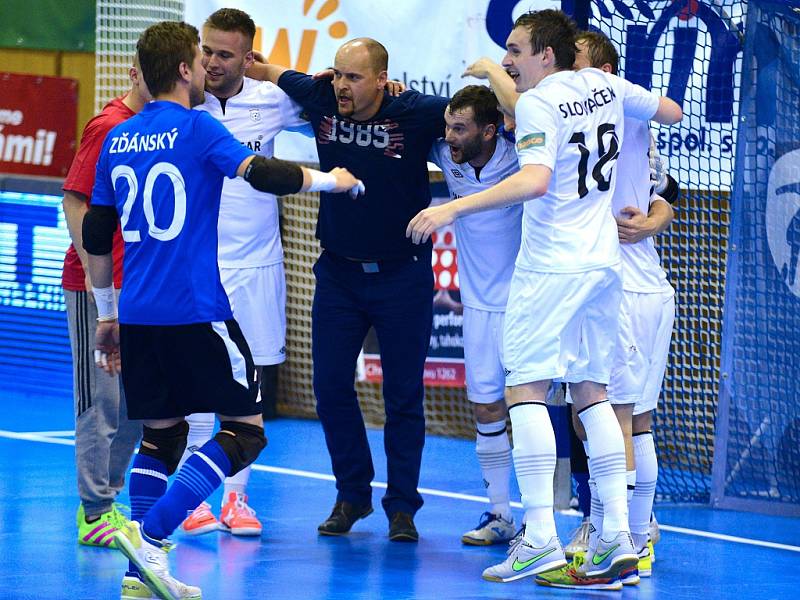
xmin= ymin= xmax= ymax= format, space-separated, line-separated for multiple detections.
xmin=476 ymin=419 xmax=512 ymax=520
xmin=579 ymin=402 xmax=629 ymax=540
xmin=631 ymin=432 xmax=658 ymax=550
xmin=626 ymin=470 xmax=636 ymax=503
xmin=587 ymin=477 xmax=603 ymax=553
xmin=178 ymin=412 xmax=216 ymax=471
xmin=223 ymin=466 xmax=250 ymax=507
xmin=509 ymin=403 xmax=557 ymax=547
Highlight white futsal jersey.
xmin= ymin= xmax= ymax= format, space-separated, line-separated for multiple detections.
xmin=613 ymin=118 xmax=674 ymax=295
xmin=429 ymin=136 xmax=522 ymax=311
xmin=196 ymin=77 xmax=307 ymax=268
xmin=513 ymin=68 xmax=660 ymax=273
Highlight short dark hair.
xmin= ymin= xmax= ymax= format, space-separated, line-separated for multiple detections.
xmin=514 ymin=9 xmax=578 ymax=71
xmin=137 ymin=21 xmax=199 ymax=97
xmin=204 ymin=8 xmax=256 ymax=46
xmin=576 ymin=30 xmax=619 ymax=75
xmin=448 ymin=85 xmax=501 ymax=129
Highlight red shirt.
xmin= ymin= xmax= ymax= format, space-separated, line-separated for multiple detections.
xmin=62 ymin=97 xmax=134 ymax=291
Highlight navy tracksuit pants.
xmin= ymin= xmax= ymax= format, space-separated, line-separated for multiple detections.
xmin=312 ymin=249 xmax=433 ymax=517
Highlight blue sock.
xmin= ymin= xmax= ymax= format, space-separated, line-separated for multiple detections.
xmin=574 ymin=471 xmax=591 ymax=518
xmin=142 ymin=439 xmax=231 ymax=541
xmin=128 ymin=453 xmax=168 ymax=573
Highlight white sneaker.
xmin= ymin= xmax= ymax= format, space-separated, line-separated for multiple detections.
xmin=564 ymin=518 xmax=591 ymax=558
xmin=113 ymin=521 xmax=202 ymax=600
xmin=482 ymin=533 xmax=567 ymax=582
xmin=649 ymin=512 xmax=660 ymax=563
xmin=581 ymin=531 xmax=638 ymax=579
xmin=461 ymin=512 xmax=515 ymax=546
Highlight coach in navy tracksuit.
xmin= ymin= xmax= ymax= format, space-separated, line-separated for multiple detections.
xmin=253 ymin=38 xmax=447 ymax=541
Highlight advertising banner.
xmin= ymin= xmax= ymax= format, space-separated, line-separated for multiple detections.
xmin=187 ymin=0 xmax=745 ymax=189
xmin=0 ymin=187 xmax=73 ymax=395
xmin=0 ymin=73 xmax=78 ymax=178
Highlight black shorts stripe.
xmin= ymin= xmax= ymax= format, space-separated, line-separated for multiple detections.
xmin=75 ymin=291 xmax=92 ymax=417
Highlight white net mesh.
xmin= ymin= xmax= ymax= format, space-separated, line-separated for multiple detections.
xmin=94 ymin=0 xmax=184 ymax=112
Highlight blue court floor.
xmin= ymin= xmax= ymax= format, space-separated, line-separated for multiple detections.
xmin=1 ymin=390 xmax=799 ymax=599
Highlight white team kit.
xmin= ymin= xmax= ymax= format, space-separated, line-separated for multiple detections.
xmin=429 ymin=137 xmax=522 ymax=403
xmin=504 ymin=68 xmax=661 ymax=387
xmin=606 ymin=118 xmax=675 ymax=413
xmin=196 ymin=77 xmax=308 ymax=365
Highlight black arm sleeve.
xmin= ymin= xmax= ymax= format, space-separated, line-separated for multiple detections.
xmin=243 ymin=156 xmax=304 ymax=196
xmin=82 ymin=205 xmax=118 ymax=255
xmin=658 ymin=173 xmax=680 ymax=205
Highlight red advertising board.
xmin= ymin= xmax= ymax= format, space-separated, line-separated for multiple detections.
xmin=0 ymin=73 xmax=78 ymax=177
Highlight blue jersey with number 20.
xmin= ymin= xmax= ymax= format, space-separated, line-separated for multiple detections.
xmin=92 ymin=100 xmax=254 ymax=325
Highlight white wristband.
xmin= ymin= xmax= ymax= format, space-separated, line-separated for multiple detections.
xmin=307 ymin=169 xmax=338 ymax=192
xmin=92 ymin=285 xmax=117 ymax=321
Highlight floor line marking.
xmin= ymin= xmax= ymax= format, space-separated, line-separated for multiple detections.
xmin=0 ymin=430 xmax=77 ymax=446
xmin=2 ymin=429 xmax=798 ymax=553
xmin=25 ymin=430 xmax=76 ymax=437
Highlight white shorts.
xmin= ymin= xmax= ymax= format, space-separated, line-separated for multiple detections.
xmin=463 ymin=307 xmax=506 ymax=404
xmin=606 ymin=290 xmax=674 ymax=409
xmin=503 ymin=266 xmax=622 ymax=387
xmin=634 ymin=291 xmax=674 ymax=415
xmin=220 ymin=263 xmax=286 ymax=366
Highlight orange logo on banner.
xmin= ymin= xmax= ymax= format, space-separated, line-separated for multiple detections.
xmin=254 ymin=0 xmax=348 ymax=73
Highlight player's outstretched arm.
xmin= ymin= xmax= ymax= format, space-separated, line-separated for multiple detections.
xmin=406 ymin=163 xmax=550 ymax=244
xmin=463 ymin=58 xmax=519 ymax=116
xmin=245 ymin=58 xmax=290 ymax=83
xmin=652 ymin=96 xmax=683 ymax=125
xmin=237 ymin=155 xmax=365 ymax=198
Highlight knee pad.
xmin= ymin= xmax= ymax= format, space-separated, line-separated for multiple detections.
xmin=139 ymin=421 xmax=190 ymax=475
xmin=213 ymin=421 xmax=267 ymax=476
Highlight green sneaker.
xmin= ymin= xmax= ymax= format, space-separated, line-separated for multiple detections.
xmin=535 ymin=552 xmax=623 ymax=591
xmin=77 ymin=504 xmax=129 ymax=548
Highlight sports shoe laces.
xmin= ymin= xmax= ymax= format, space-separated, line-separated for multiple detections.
xmin=232 ymin=494 xmax=257 ymax=517
xmin=569 ymin=521 xmax=590 ymax=543
xmin=108 ymin=505 xmax=130 ymax=529
xmin=475 ymin=511 xmax=497 ymax=529
xmin=506 ymin=526 xmax=525 ymax=555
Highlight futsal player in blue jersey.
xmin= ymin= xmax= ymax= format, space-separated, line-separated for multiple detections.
xmin=248 ymin=39 xmax=448 ymax=541
xmin=82 ymin=21 xmax=362 ymax=600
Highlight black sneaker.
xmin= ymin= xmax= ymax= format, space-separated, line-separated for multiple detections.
xmin=388 ymin=512 xmax=418 ymax=542
xmin=317 ymin=501 xmax=373 ymax=536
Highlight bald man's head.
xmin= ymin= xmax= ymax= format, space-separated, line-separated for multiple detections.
xmin=336 ymin=38 xmax=388 ymax=74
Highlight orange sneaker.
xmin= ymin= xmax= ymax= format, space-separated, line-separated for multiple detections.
xmin=181 ymin=501 xmax=220 ymax=535
xmin=220 ymin=492 xmax=262 ymax=537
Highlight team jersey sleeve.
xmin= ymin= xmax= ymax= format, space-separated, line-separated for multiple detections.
xmin=277 ymin=70 xmax=334 ymax=110
xmin=196 ymin=111 xmax=255 ymax=178
xmin=90 ymin=135 xmax=116 ymax=208
xmin=514 ymin=91 xmax=559 ymax=170
xmin=612 ymin=74 xmax=660 ymax=122
xmin=428 ymin=139 xmax=446 ymax=169
xmin=416 ymin=93 xmax=449 ymax=141
xmin=63 ymin=113 xmax=116 ymax=199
